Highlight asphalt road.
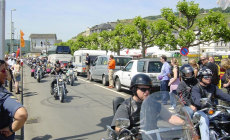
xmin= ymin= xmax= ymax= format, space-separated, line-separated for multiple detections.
xmin=22 ymin=65 xmax=131 ymax=140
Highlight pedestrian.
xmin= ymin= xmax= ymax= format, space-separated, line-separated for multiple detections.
xmin=7 ymin=57 xmax=15 ymax=92
xmin=11 ymin=59 xmax=21 ymax=94
xmin=200 ymin=54 xmax=219 ymax=86
xmin=0 ymin=59 xmax=28 ymax=140
xmin=168 ymin=58 xmax=180 ymax=110
xmin=221 ymin=58 xmax=230 ymax=93
xmin=158 ymin=55 xmax=171 ymax=105
xmin=189 ymin=59 xmax=199 ymax=77
xmin=108 ymin=55 xmax=115 ymax=88
xmin=85 ymin=53 xmax=90 ymax=80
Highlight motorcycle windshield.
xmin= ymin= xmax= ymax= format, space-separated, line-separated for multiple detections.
xmin=140 ymin=91 xmax=198 ymax=140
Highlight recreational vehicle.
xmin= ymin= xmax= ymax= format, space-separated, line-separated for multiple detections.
xmin=48 ymin=54 xmax=73 ymax=65
xmin=73 ymin=49 xmax=107 ymax=75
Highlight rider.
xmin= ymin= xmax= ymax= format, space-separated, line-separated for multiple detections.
xmin=111 ymin=74 xmax=184 ymax=135
xmin=191 ymin=67 xmax=230 ymax=140
xmin=176 ymin=64 xmax=198 ymax=116
xmin=65 ymin=61 xmax=74 ymax=69
xmin=50 ymin=60 xmax=68 ymax=94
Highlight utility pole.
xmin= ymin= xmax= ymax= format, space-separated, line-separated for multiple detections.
xmin=0 ymin=0 xmax=5 ymax=60
xmin=10 ymin=8 xmax=16 ymax=53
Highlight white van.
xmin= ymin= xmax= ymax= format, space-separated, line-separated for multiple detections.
xmin=73 ymin=49 xmax=107 ymax=75
xmin=48 ymin=54 xmax=73 ymax=65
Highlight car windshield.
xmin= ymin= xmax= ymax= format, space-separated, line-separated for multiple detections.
xmin=114 ymin=57 xmax=132 ymax=66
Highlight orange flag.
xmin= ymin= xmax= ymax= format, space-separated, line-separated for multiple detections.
xmin=20 ymin=30 xmax=25 ymax=47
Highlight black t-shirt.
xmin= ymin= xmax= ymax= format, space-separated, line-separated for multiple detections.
xmin=221 ymin=68 xmax=230 ymax=92
xmin=85 ymin=56 xmax=90 ymax=66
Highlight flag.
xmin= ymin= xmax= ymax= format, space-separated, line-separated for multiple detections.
xmin=20 ymin=30 xmax=25 ymax=47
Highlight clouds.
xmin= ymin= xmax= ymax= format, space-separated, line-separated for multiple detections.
xmin=5 ymin=0 xmax=219 ymax=41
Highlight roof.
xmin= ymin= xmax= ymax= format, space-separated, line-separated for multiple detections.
xmin=29 ymin=34 xmax=57 ymax=39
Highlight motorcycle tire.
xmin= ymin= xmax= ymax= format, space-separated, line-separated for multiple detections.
xmin=59 ymin=87 xmax=64 ymax=103
xmin=37 ymin=75 xmax=40 ymax=83
xmin=31 ymin=72 xmax=34 ymax=77
xmin=113 ymin=97 xmax=125 ymax=115
xmin=71 ymin=78 xmax=74 ymax=86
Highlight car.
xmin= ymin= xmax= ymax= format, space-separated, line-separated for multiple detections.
xmin=89 ymin=55 xmax=132 ymax=86
xmin=113 ymin=58 xmax=166 ymax=92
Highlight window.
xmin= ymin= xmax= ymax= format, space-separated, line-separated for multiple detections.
xmin=137 ymin=61 xmax=146 ymax=72
xmin=148 ymin=62 xmax=162 ymax=73
xmin=97 ymin=57 xmax=103 ymax=65
xmin=114 ymin=57 xmax=132 ymax=66
xmin=123 ymin=62 xmax=133 ymax=71
xmin=102 ymin=57 xmax=108 ymax=65
xmin=56 ymin=46 xmax=71 ymax=54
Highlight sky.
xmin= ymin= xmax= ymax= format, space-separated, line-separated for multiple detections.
xmin=5 ymin=0 xmax=220 ymax=42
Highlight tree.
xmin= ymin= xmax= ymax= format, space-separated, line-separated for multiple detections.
xmin=99 ymin=30 xmax=113 ymax=54
xmin=160 ymin=0 xmax=230 ymax=50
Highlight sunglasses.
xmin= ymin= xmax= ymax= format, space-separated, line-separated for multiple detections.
xmin=138 ymin=87 xmax=151 ymax=92
xmin=201 ymin=59 xmax=207 ymax=61
xmin=203 ymin=75 xmax=212 ymax=79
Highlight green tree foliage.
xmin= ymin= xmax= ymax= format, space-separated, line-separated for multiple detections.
xmin=99 ymin=30 xmax=112 ymax=53
xmin=160 ymin=0 xmax=230 ymax=49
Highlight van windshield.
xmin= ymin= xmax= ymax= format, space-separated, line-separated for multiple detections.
xmin=114 ymin=57 xmax=132 ymax=66
xmin=56 ymin=46 xmax=71 ymax=54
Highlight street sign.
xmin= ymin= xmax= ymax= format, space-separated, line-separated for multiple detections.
xmin=180 ymin=47 xmax=189 ymax=56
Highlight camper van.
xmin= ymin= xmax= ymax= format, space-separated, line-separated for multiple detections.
xmin=73 ymin=49 xmax=107 ymax=75
xmin=48 ymin=54 xmax=73 ymax=65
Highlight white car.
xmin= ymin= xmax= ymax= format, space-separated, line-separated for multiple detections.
xmin=113 ymin=59 xmax=165 ymax=92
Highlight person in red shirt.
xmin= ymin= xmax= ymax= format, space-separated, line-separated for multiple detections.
xmin=108 ymin=55 xmax=115 ymax=88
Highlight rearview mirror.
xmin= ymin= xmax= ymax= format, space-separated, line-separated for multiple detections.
xmin=115 ymin=118 xmax=130 ymax=129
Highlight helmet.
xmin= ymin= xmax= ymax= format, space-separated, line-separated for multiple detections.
xmin=56 ymin=59 xmax=59 ymax=64
xmin=197 ymin=67 xmax=213 ymax=80
xmin=130 ymin=74 xmax=152 ymax=96
xmin=180 ymin=64 xmax=194 ymax=81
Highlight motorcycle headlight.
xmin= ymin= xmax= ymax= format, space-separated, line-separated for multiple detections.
xmin=58 ymin=79 xmax=63 ymax=82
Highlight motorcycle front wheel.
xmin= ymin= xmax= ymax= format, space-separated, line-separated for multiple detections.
xmin=59 ymin=87 xmax=64 ymax=103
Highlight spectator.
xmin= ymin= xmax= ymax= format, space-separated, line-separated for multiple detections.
xmin=6 ymin=57 xmax=15 ymax=92
xmin=168 ymin=58 xmax=180 ymax=110
xmin=0 ymin=60 xmax=28 ymax=140
xmin=189 ymin=59 xmax=199 ymax=78
xmin=108 ymin=55 xmax=115 ymax=88
xmin=221 ymin=58 xmax=230 ymax=93
xmin=200 ymin=54 xmax=219 ymax=86
xmin=85 ymin=53 xmax=90 ymax=80
xmin=158 ymin=55 xmax=171 ymax=105
xmin=11 ymin=59 xmax=21 ymax=94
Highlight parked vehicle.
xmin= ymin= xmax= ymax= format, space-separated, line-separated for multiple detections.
xmin=89 ymin=56 xmax=132 ymax=86
xmin=73 ymin=49 xmax=107 ymax=75
xmin=51 ymin=74 xmax=66 ymax=103
xmin=48 ymin=54 xmax=73 ymax=65
xmin=113 ymin=59 xmax=165 ymax=92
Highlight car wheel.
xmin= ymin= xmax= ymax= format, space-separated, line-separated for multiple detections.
xmin=102 ymin=75 xmax=108 ymax=86
xmin=115 ymin=78 xmax=121 ymax=92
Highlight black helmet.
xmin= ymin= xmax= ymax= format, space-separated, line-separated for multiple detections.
xmin=197 ymin=67 xmax=212 ymax=80
xmin=180 ymin=64 xmax=194 ymax=81
xmin=130 ymin=74 xmax=152 ymax=91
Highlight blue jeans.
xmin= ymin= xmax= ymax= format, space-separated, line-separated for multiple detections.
xmin=193 ymin=111 xmax=210 ymax=140
xmin=160 ymin=80 xmax=169 ymax=104
xmin=169 ymin=90 xmax=177 ymax=108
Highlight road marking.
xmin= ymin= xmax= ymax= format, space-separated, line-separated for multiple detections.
xmin=78 ymin=77 xmax=128 ymax=97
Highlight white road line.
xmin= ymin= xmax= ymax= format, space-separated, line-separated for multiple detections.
xmin=78 ymin=77 xmax=128 ymax=97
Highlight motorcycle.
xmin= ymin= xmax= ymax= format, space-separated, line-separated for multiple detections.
xmin=51 ymin=74 xmax=66 ymax=103
xmin=31 ymin=63 xmax=36 ymax=77
xmin=66 ymin=68 xmax=75 ymax=86
xmin=102 ymin=92 xmax=198 ymax=140
xmin=34 ymin=65 xmax=43 ymax=82
xmin=193 ymin=98 xmax=230 ymax=139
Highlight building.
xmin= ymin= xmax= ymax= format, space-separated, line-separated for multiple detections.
xmin=29 ymin=34 xmax=57 ymax=54
xmin=4 ymin=39 xmax=30 ymax=55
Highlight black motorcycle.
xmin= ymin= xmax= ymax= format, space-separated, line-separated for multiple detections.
xmin=194 ymin=98 xmax=230 ymax=139
xmin=51 ymin=74 xmax=66 ymax=103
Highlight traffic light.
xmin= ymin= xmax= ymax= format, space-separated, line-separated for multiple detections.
xmin=20 ymin=30 xmax=25 ymax=47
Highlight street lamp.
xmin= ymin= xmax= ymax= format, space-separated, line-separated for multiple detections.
xmin=10 ymin=8 xmax=16 ymax=54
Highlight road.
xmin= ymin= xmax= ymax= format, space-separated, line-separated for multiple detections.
xmin=22 ymin=65 xmax=131 ymax=140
